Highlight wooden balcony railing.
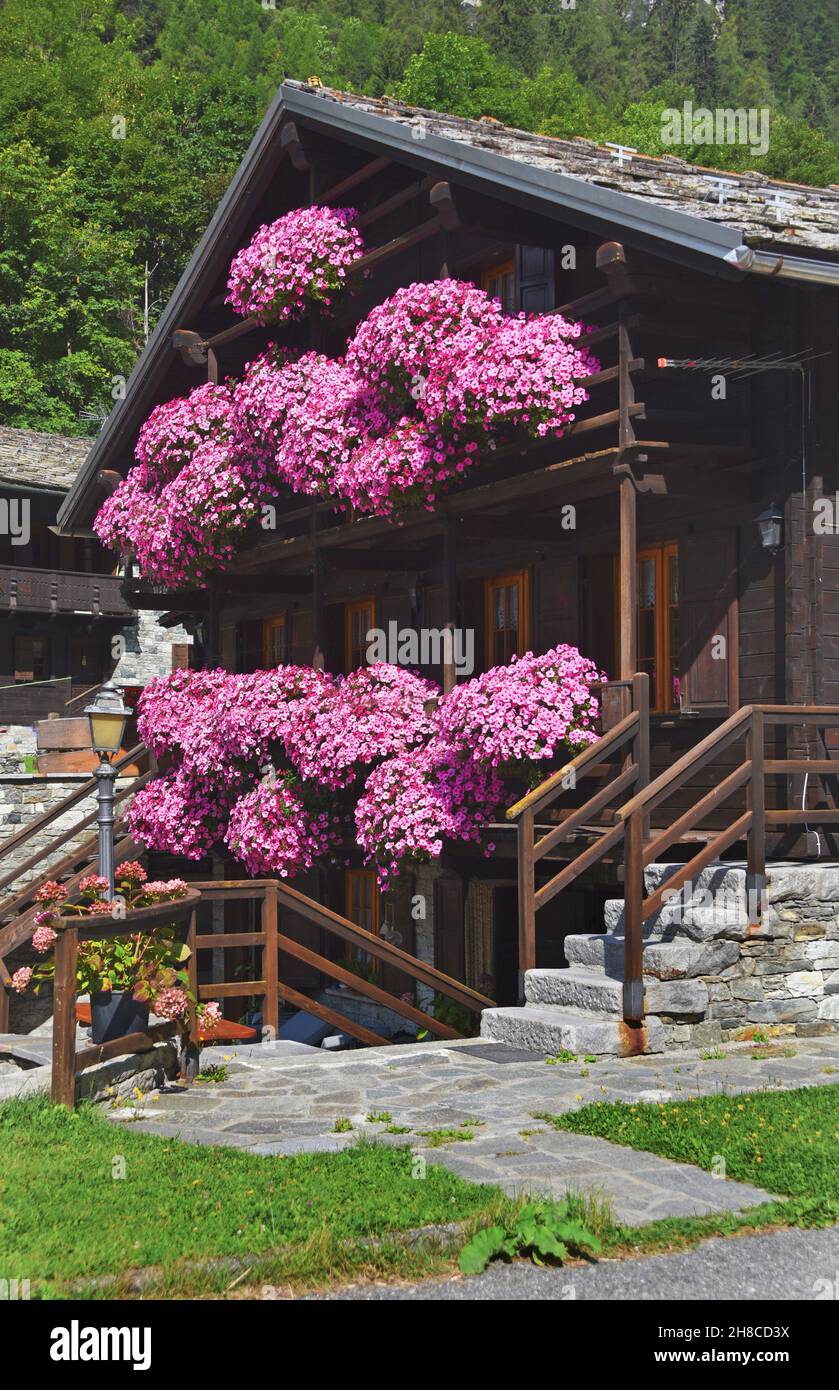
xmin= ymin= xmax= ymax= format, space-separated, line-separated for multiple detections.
xmin=0 ymin=564 xmax=132 ymax=617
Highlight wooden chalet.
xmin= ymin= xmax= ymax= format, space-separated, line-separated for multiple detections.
xmin=50 ymin=83 xmax=839 ymax=1030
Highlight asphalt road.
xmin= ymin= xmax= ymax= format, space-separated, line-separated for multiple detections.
xmin=305 ymin=1224 xmax=839 ymax=1300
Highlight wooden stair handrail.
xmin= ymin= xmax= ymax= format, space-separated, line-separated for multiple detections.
xmin=0 ymin=741 xmax=149 ymax=866
xmin=0 ymin=772 xmax=153 ymax=904
xmin=617 ymin=706 xmax=753 ymax=822
xmin=272 ymin=879 xmax=493 ymax=1013
xmin=0 ymin=833 xmax=144 ymax=961
xmin=506 ymin=711 xmax=640 ymax=822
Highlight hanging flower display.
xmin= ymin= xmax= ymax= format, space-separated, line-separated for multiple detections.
xmin=95 ymin=209 xmax=598 ymax=589
xmin=225 ymin=206 xmax=365 ymax=324
xmin=129 ymin=648 xmax=600 ymax=886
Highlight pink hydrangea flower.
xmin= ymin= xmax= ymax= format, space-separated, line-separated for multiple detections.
xmin=155 ymin=986 xmax=189 ymax=1020
xmin=32 ymin=925 xmax=57 ymax=954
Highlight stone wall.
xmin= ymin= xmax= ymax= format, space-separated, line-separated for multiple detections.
xmin=111 ymin=610 xmax=192 ymax=687
xmin=609 ymin=863 xmax=839 ymax=1047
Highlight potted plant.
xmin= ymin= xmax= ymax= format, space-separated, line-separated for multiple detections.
xmin=12 ymin=863 xmax=221 ymax=1045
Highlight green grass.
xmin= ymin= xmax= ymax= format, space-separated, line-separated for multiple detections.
xmin=0 ymin=1096 xmax=506 ymax=1298
xmin=416 ymin=1125 xmax=479 ymax=1147
xmin=538 ymin=1083 xmax=839 ymax=1202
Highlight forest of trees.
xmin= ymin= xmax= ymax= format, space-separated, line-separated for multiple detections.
xmin=0 ymin=0 xmax=836 ymax=436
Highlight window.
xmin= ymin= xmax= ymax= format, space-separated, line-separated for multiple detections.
xmin=481 ymin=258 xmax=516 ymax=315
xmin=219 ymin=625 xmax=236 ymax=672
xmin=345 ymin=868 xmax=380 ymax=974
xmin=344 ymin=598 xmax=375 ymax=672
xmin=485 ymin=571 xmax=529 ymax=666
xmin=637 ymin=543 xmax=680 ymax=712
xmin=14 ymin=636 xmax=48 ymax=683
xmin=262 ymin=614 xmax=287 ymax=668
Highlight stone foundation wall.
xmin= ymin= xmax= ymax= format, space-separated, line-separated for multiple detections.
xmin=639 ymin=865 xmax=839 ymax=1048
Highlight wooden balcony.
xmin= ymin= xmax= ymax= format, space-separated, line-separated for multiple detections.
xmin=0 ymin=565 xmax=133 ymax=619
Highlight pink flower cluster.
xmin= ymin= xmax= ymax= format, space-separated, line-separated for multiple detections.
xmin=354 ymin=741 xmax=505 ymax=887
xmin=94 ymin=239 xmax=597 ymax=588
xmin=226 ymin=206 xmax=365 ymax=324
xmin=282 ymin=664 xmax=438 ymax=790
xmin=225 ymin=280 xmax=598 ymax=521
xmin=129 ymin=647 xmax=600 ymax=886
xmin=225 ymin=779 xmax=346 ymax=879
xmin=438 ymin=645 xmax=602 ymax=769
xmin=94 ymin=382 xmax=258 ymax=587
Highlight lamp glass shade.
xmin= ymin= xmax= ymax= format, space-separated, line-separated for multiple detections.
xmin=85 ymin=680 xmax=130 ymax=755
xmin=88 ymin=709 xmax=127 ymax=755
xmin=756 ymin=508 xmax=783 ymax=552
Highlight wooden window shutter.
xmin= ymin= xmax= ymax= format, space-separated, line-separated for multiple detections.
xmin=516 ymin=246 xmax=556 ymax=314
xmin=434 ymin=878 xmax=465 ymax=982
xmin=679 ymin=531 xmax=738 ymax=715
xmin=171 ymin=643 xmax=190 ymax=671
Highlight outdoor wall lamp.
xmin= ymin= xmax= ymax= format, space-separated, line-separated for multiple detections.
xmin=756 ymin=505 xmax=783 ymax=555
xmin=85 ymin=680 xmax=130 ymax=897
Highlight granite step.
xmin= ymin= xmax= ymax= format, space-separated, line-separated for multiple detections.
xmin=564 ymin=933 xmax=740 ymax=980
xmin=523 ymin=967 xmax=709 ymax=1018
xmin=480 ymin=1004 xmax=666 ymax=1055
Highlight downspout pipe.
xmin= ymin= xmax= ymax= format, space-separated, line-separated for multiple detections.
xmin=724 ymin=244 xmax=839 ymax=286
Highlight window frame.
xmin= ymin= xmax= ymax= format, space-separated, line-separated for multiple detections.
xmin=262 ymin=613 xmax=287 ymax=669
xmin=481 ymin=257 xmax=517 ymax=315
xmin=344 ymin=597 xmax=375 ymax=673
xmin=484 ymin=569 xmax=530 ymax=668
xmin=344 ymin=867 xmax=381 ymax=974
xmin=636 ymin=542 xmax=680 ymax=714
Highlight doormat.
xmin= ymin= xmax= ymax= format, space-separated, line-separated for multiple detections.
xmin=452 ymin=1043 xmax=546 ymax=1064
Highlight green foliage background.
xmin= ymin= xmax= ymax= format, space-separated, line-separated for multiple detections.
xmin=1 ymin=0 xmax=836 ymax=435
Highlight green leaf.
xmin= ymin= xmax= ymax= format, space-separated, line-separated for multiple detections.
xmin=459 ymin=1225 xmax=508 ymax=1275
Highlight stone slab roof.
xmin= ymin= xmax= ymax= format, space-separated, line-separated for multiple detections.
xmin=292 ymin=82 xmax=839 ymax=256
xmin=0 ymin=427 xmax=91 ymax=493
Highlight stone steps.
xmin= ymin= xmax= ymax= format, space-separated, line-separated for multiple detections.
xmin=603 ymin=862 xmax=752 ymax=941
xmin=564 ymin=932 xmax=740 ymax=980
xmin=480 ymin=1004 xmax=666 ymax=1056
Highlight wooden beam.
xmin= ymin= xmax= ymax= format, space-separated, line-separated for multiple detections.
xmin=314 ymin=156 xmax=392 ymax=206
xmin=327 ymin=544 xmax=439 ymax=571
xmin=355 ymin=176 xmax=436 ymax=229
xmin=280 ymin=121 xmax=310 ymax=172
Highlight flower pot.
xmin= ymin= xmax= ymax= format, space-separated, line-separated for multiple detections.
xmin=90 ymin=990 xmax=150 ymax=1044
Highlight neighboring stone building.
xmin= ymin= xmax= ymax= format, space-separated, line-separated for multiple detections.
xmin=0 ymin=425 xmax=191 ymax=853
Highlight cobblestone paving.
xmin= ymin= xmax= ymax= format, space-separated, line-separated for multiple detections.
xmin=108 ymin=1035 xmax=839 ymax=1225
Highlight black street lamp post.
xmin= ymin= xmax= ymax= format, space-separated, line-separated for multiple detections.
xmin=84 ymin=680 xmax=130 ymax=899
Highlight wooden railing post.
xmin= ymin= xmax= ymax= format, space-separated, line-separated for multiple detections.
xmin=51 ymin=926 xmax=78 ymax=1108
xmin=631 ymin=671 xmax=650 ymax=839
xmin=623 ymin=810 xmax=644 ymax=1023
xmin=517 ymin=809 xmax=536 ymax=1001
xmin=180 ymin=906 xmax=200 ymax=1082
xmin=0 ymin=960 xmax=10 ymax=1032
xmin=263 ymin=883 xmax=279 ymax=1038
xmin=746 ymin=709 xmax=765 ymax=920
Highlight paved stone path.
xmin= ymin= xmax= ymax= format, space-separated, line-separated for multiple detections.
xmin=305 ymin=1224 xmax=839 ymax=1301
xmin=108 ymin=1034 xmax=839 ymax=1225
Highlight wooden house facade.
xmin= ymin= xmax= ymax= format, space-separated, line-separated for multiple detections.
xmin=56 ymin=84 xmax=839 ymax=1016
